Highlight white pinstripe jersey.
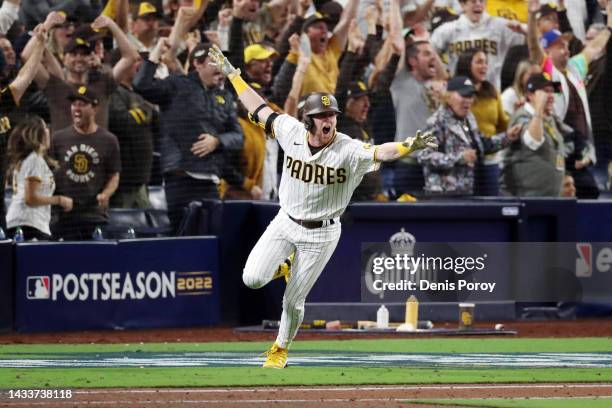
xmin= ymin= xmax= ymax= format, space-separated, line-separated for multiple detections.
xmin=272 ymin=114 xmax=380 ymax=221
xmin=431 ymin=13 xmax=525 ymax=89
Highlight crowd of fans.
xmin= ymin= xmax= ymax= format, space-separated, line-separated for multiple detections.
xmin=0 ymin=0 xmax=611 ymax=240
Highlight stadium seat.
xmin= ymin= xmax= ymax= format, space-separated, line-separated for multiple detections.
xmin=146 ymin=209 xmax=172 ymax=236
xmin=176 ymin=201 xmax=203 ymax=236
xmin=106 ymin=208 xmax=172 ymax=239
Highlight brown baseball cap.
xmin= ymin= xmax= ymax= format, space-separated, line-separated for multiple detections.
xmin=64 ymin=37 xmax=93 ymax=54
xmin=68 ymin=85 xmax=99 ymax=105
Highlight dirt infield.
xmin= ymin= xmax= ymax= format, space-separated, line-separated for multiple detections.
xmin=2 ymin=383 xmax=612 ymax=407
xmin=2 ymin=319 xmax=612 ymax=344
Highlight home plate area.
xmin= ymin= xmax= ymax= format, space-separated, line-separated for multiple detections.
xmin=3 ymin=351 xmax=612 ymax=368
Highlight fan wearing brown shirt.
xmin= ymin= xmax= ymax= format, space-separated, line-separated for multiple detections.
xmin=50 ymin=86 xmax=121 ymax=240
xmin=23 ymin=13 xmax=139 ymax=131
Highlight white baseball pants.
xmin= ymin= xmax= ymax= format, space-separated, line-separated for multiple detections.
xmin=243 ymin=209 xmax=341 ymax=348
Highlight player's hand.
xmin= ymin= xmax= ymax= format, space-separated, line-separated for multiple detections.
xmin=191 ymin=133 xmax=220 ymax=157
xmin=403 ymin=130 xmax=438 ymax=152
xmin=208 ymin=44 xmax=240 ymax=77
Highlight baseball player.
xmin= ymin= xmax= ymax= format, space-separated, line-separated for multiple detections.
xmin=208 ymin=45 xmax=437 ymax=369
xmin=431 ymin=0 xmax=526 ymax=90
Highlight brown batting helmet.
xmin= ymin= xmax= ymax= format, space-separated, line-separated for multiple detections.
xmin=302 ymin=93 xmax=341 ymax=130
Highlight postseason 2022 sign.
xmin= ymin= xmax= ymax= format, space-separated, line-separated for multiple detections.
xmin=14 ymin=237 xmax=220 ymax=332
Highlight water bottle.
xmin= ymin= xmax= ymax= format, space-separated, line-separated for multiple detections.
xmin=92 ymin=226 xmax=104 ymax=241
xmin=405 ymin=295 xmax=419 ymax=330
xmin=376 ymin=305 xmax=389 ymax=329
xmin=0 ymin=227 xmax=5 ymax=240
xmin=14 ymin=227 xmax=24 ymax=242
xmin=126 ymin=227 xmax=136 ymax=239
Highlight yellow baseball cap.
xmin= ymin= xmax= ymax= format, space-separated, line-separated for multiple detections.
xmin=137 ymin=2 xmax=158 ymax=18
xmin=244 ymin=44 xmax=279 ymax=64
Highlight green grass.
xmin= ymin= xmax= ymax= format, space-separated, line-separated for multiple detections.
xmin=1 ymin=338 xmax=612 ymax=388
xmin=408 ymin=397 xmax=612 ymax=408
xmin=2 ymin=367 xmax=612 ymax=389
xmin=2 ymin=337 xmax=612 ymax=355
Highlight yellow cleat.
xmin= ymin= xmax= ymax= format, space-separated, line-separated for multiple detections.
xmin=262 ymin=343 xmax=288 ymax=369
xmin=272 ymin=252 xmax=294 ymax=283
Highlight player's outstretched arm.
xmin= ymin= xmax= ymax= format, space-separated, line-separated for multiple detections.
xmin=208 ymin=44 xmax=276 ymax=128
xmin=375 ymin=130 xmax=438 ymax=162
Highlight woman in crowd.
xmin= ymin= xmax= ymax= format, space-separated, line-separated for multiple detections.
xmin=455 ymin=49 xmax=509 ymax=195
xmin=501 ymin=60 xmax=541 ymax=117
xmin=5 ymin=116 xmax=73 ymax=240
xmin=416 ymin=76 xmax=520 ymax=196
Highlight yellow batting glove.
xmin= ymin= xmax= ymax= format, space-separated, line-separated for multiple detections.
xmin=397 ymin=130 xmax=438 ymax=157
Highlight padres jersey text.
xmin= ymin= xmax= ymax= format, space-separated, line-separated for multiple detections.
xmin=273 ymin=114 xmax=380 ymax=220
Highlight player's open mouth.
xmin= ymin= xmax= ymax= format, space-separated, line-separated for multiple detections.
xmin=322 ymin=125 xmax=332 ymax=135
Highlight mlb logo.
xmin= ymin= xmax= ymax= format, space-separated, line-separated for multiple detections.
xmin=27 ymin=276 xmax=50 ymax=299
xmin=575 ymin=243 xmax=592 ymax=278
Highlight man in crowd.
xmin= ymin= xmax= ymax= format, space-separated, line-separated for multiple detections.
xmin=28 ymin=13 xmax=139 ymax=131
xmin=133 ymin=40 xmax=242 ymax=233
xmin=501 ymin=74 xmax=565 ymax=196
xmin=129 ymin=2 xmax=161 ymax=52
xmin=51 ymin=86 xmax=121 ymax=240
xmin=108 ymin=52 xmax=155 ymax=208
xmin=299 ymin=0 xmax=360 ymax=95
xmin=431 ymin=0 xmax=526 ymax=89
xmin=391 ymin=39 xmax=447 ymax=195
xmin=527 ymin=0 xmax=611 ymax=197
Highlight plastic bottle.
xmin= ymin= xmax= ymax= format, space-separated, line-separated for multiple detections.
xmin=376 ymin=305 xmax=389 ymax=329
xmin=0 ymin=227 xmax=5 ymax=240
xmin=126 ymin=227 xmax=136 ymax=239
xmin=13 ymin=227 xmax=24 ymax=242
xmin=405 ymin=295 xmax=419 ymax=330
xmin=92 ymin=226 xmax=104 ymax=241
